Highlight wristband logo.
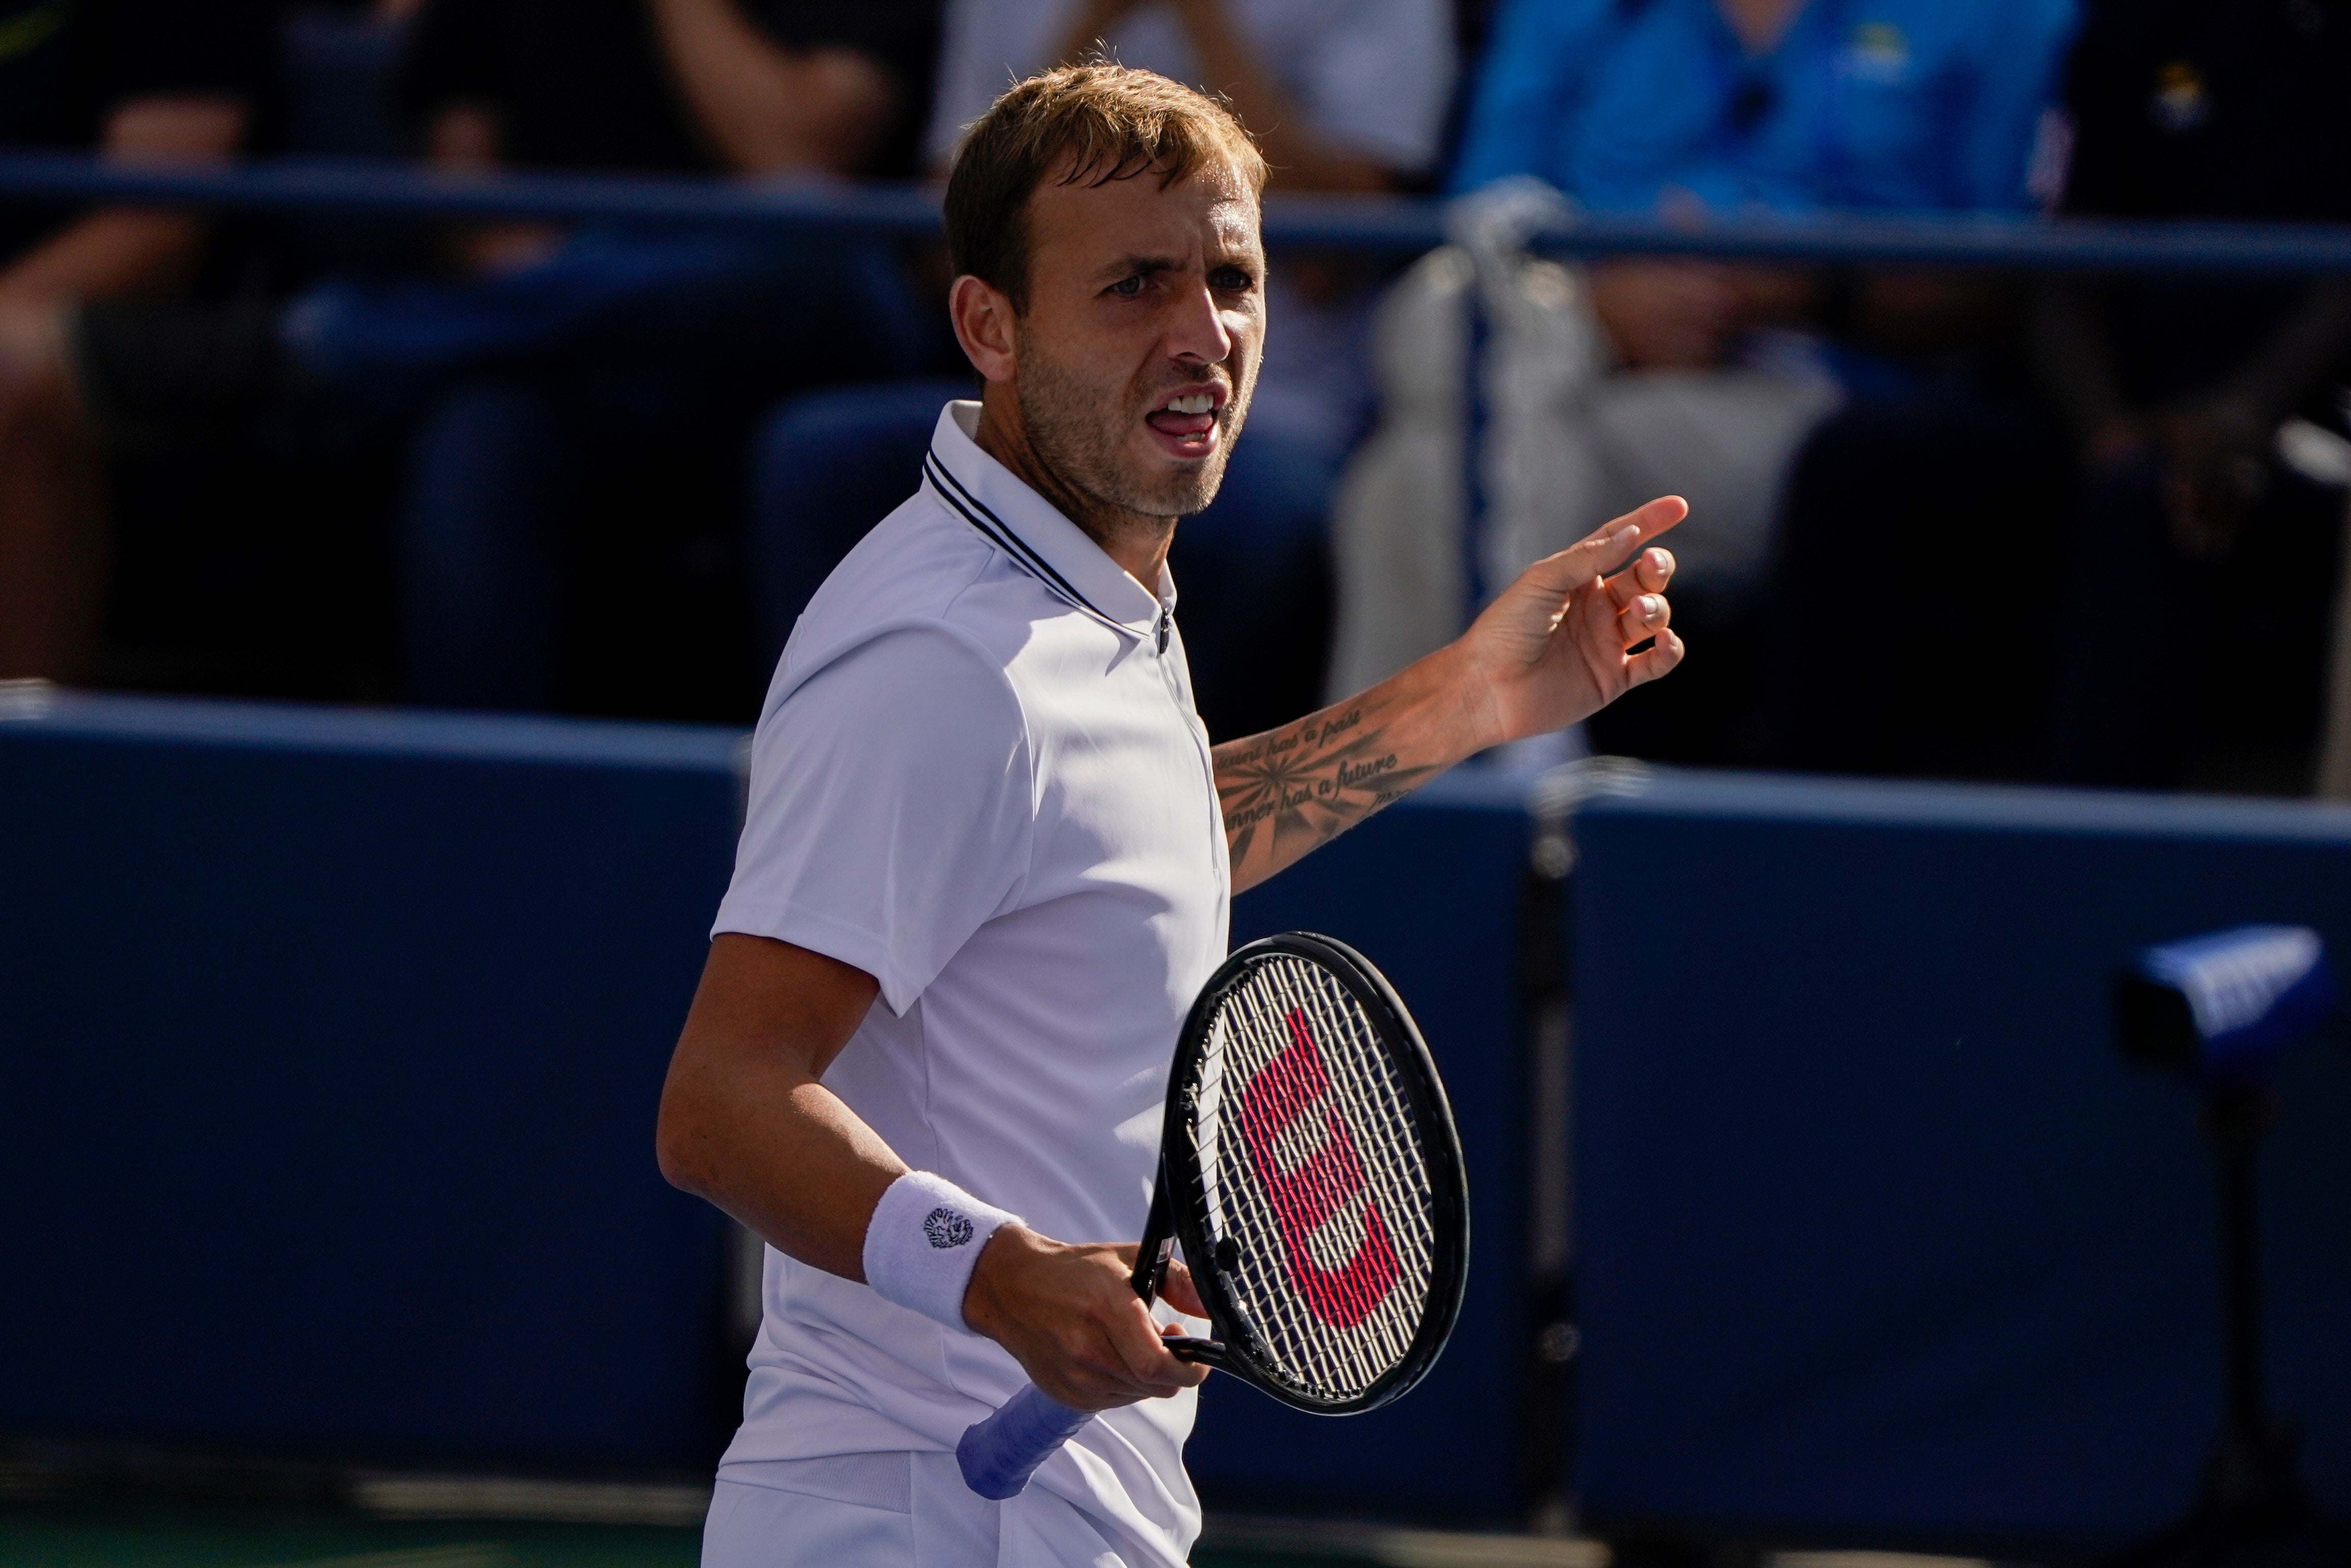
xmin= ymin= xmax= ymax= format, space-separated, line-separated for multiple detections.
xmin=924 ymin=1207 xmax=976 ymax=1249
xmin=1235 ymin=1009 xmax=1401 ymax=1329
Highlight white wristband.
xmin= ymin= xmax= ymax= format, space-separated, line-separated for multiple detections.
xmin=862 ymin=1171 xmax=1020 ymax=1333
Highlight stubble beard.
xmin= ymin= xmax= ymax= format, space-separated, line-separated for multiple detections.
xmin=1013 ymin=323 xmax=1253 ymax=539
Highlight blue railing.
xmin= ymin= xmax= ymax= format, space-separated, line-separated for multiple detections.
xmin=6 ymin=152 xmax=2351 ymax=274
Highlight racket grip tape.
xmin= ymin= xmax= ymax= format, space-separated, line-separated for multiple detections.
xmin=956 ymin=1382 xmax=1092 ymax=1499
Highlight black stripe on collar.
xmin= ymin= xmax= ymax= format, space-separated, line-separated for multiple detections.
xmin=923 ymin=449 xmax=1116 ymax=625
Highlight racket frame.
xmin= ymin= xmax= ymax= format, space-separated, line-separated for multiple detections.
xmin=1130 ymin=1178 xmax=1227 ymax=1366
xmin=1157 ymin=931 xmax=1470 ymax=1414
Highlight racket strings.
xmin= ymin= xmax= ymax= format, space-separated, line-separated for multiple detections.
xmin=1190 ymin=955 xmax=1438 ymax=1400
xmin=1225 ymin=967 xmax=1422 ymax=1391
xmin=1195 ymin=1020 xmax=1229 ymax=1252
xmin=1259 ymin=972 xmax=1415 ymax=1327
xmin=1282 ymin=963 xmax=1438 ymax=1288
xmin=1269 ymin=962 xmax=1438 ymax=1366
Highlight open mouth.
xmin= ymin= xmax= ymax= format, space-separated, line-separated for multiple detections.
xmin=1144 ymin=383 xmax=1228 ymax=451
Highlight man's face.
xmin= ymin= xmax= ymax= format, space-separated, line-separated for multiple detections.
xmin=1011 ymin=157 xmax=1264 ymax=522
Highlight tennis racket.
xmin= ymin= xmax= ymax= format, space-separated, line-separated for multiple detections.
xmin=956 ymin=931 xmax=1470 ymax=1499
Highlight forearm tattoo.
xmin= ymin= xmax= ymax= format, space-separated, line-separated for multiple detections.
xmin=1215 ymin=701 xmax=1442 ymax=887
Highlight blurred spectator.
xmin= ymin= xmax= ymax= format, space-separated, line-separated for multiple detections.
xmin=1333 ymin=0 xmax=2076 ymax=761
xmin=748 ymin=0 xmax=1455 ymax=741
xmin=0 ymin=0 xmax=272 ymax=682
xmin=941 ymin=0 xmax=1450 ymax=190
xmin=2034 ymin=0 xmax=2351 ymax=788
xmin=1451 ymin=0 xmax=2073 ymax=215
xmin=371 ymin=0 xmax=943 ymax=710
xmin=0 ymin=0 xmax=945 ymax=713
xmin=1758 ymin=392 xmax=2076 ymax=779
xmin=1766 ymin=0 xmax=2351 ymax=790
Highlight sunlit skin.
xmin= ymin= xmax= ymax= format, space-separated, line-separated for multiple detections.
xmin=660 ymin=143 xmax=1691 ymax=1422
xmin=949 ymin=152 xmax=1690 ymax=890
xmin=950 ymin=154 xmax=1263 ymax=583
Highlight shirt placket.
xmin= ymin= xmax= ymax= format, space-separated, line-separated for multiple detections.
xmin=1152 ymin=609 xmax=1229 ymax=895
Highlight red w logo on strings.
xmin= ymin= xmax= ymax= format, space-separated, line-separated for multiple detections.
xmin=1235 ymin=1009 xmax=1401 ymax=1328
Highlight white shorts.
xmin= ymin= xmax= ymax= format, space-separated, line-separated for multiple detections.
xmin=701 ymin=1454 xmax=1151 ymax=1568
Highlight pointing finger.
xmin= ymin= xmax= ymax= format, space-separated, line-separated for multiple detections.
xmin=1591 ymin=496 xmax=1686 ymax=564
xmin=1602 ymin=494 xmax=1688 ymax=546
xmin=1515 ymin=496 xmax=1689 ymax=597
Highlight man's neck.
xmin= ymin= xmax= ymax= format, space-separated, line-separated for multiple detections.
xmin=973 ymin=387 xmax=1174 ymax=590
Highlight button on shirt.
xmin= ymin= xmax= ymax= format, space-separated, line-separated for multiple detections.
xmin=1452 ymin=0 xmax=2079 ymax=214
xmin=710 ymin=402 xmax=1228 ymax=1566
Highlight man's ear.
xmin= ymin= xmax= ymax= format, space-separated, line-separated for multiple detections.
xmin=950 ymin=274 xmax=1018 ymax=384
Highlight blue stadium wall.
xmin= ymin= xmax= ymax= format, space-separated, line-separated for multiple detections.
xmin=5 ymin=694 xmax=2348 ymax=1548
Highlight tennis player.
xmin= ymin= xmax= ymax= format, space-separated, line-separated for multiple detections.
xmin=658 ymin=63 xmax=1684 ymax=1568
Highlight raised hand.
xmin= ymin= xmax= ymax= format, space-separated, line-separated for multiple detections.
xmin=1457 ymin=495 xmax=1687 ymax=748
xmin=1213 ymin=495 xmax=1688 ymax=892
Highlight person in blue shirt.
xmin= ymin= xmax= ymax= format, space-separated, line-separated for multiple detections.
xmin=1451 ymin=0 xmax=2078 ymax=377
xmin=1362 ymin=0 xmax=2076 ymax=769
xmin=1764 ymin=0 xmax=2351 ymax=789
xmin=1455 ymin=0 xmax=2074 ymax=216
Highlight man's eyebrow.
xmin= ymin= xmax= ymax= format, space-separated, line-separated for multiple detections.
xmin=1092 ymin=253 xmax=1185 ymax=281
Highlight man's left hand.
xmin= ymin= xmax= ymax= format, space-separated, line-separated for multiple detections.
xmin=1214 ymin=495 xmax=1685 ymax=891
xmin=1455 ymin=495 xmax=1688 ymax=749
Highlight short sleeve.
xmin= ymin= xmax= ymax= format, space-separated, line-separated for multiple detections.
xmin=713 ymin=626 xmax=1035 ymax=1016
xmin=1295 ymin=0 xmax=1456 ymax=176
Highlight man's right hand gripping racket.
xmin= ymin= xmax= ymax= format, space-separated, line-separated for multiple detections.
xmin=957 ymin=932 xmax=1470 ymax=1499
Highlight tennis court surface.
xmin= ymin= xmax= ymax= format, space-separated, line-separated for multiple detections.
xmin=0 ymin=1502 xmax=1609 ymax=1568
xmin=0 ymin=1487 xmax=2025 ymax=1568
xmin=0 ymin=1472 xmax=1626 ymax=1568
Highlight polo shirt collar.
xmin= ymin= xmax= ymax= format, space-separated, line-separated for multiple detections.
xmin=924 ymin=401 xmax=1173 ymax=643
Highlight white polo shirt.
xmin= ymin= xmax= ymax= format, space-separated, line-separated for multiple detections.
xmin=710 ymin=402 xmax=1229 ymax=1565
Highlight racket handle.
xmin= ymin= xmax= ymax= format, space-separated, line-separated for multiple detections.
xmin=956 ymin=1382 xmax=1091 ymax=1499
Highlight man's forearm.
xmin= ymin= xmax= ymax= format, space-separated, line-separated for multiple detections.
xmin=658 ymin=936 xmax=1200 ymax=1405
xmin=656 ymin=935 xmax=902 ymax=1280
xmin=660 ymin=1059 xmax=904 ymax=1280
xmin=1217 ymin=498 xmax=1686 ymax=892
xmin=1216 ymin=644 xmax=1486 ymax=892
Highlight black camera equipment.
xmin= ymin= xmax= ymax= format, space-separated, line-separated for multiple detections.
xmin=2110 ymin=925 xmax=2349 ymax=1568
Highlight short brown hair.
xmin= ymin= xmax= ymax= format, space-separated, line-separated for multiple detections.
xmin=944 ymin=63 xmax=1267 ymax=313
